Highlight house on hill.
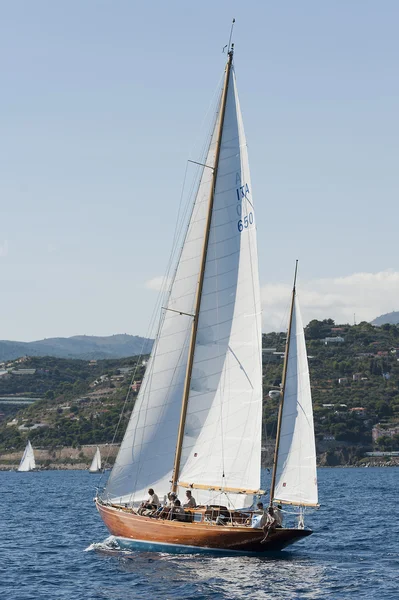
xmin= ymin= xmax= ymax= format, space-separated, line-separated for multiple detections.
xmin=323 ymin=337 xmax=345 ymax=344
xmin=372 ymin=424 xmax=399 ymax=442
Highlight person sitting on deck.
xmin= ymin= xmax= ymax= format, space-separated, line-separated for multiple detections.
xmin=261 ymin=506 xmax=277 ymax=538
xmin=251 ymin=502 xmax=267 ymax=528
xmin=183 ymin=490 xmax=196 ymax=509
xmin=170 ymin=499 xmax=186 ymax=521
xmin=157 ymin=492 xmax=176 ymax=519
xmin=138 ymin=488 xmax=160 ymax=515
xmin=255 ymin=501 xmax=264 ymax=513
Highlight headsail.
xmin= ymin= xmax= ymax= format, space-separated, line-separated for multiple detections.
xmin=89 ymin=446 xmax=102 ymax=472
xmin=18 ymin=440 xmax=36 ymax=472
xmin=103 ymin=50 xmax=262 ymax=508
xmin=272 ymin=291 xmax=318 ymax=507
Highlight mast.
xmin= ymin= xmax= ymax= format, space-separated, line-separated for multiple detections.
xmin=269 ymin=260 xmax=298 ymax=506
xmin=171 ymin=48 xmax=234 ymax=492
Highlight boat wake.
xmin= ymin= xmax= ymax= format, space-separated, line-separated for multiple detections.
xmin=85 ymin=536 xmax=123 ymax=554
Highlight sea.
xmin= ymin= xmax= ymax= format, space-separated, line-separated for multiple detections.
xmin=1 ymin=467 xmax=398 ymax=600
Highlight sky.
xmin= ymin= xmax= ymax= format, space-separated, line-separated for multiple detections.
xmin=1 ymin=0 xmax=399 ymax=341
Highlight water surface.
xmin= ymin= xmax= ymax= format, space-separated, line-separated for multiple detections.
xmin=1 ymin=468 xmax=398 ymax=599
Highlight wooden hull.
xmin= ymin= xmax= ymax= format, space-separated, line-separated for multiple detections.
xmin=96 ymin=502 xmax=312 ymax=554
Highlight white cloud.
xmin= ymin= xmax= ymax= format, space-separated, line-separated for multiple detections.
xmin=261 ymin=270 xmax=399 ymax=332
xmin=144 ymin=270 xmax=399 ymax=332
xmin=144 ymin=276 xmax=172 ymax=292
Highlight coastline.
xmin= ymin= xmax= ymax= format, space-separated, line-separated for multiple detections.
xmin=0 ymin=443 xmax=118 ymax=471
xmin=2 ymin=442 xmax=398 ymax=471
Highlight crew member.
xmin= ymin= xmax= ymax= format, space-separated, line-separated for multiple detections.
xmin=183 ymin=490 xmax=196 ymax=508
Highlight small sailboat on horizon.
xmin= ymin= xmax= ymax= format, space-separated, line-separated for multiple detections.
xmin=95 ymin=41 xmax=318 ymax=554
xmin=89 ymin=446 xmax=102 ymax=474
xmin=18 ymin=440 xmax=36 ymax=472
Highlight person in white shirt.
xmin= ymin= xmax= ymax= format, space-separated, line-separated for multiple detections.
xmin=138 ymin=488 xmax=160 ymax=514
xmin=183 ymin=490 xmax=196 ymax=509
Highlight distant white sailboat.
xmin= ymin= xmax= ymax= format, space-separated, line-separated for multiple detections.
xmin=89 ymin=446 xmax=102 ymax=473
xmin=18 ymin=440 xmax=36 ymax=472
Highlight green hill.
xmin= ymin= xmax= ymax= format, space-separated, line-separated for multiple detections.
xmin=0 ymin=334 xmax=152 ymax=361
xmin=371 ymin=311 xmax=399 ymax=326
xmin=1 ymin=319 xmax=399 ymax=461
xmin=262 ymin=319 xmax=399 ymax=456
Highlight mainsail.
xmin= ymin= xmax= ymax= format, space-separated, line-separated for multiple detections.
xmin=18 ymin=440 xmax=36 ymax=472
xmin=104 ymin=51 xmax=262 ymax=508
xmin=89 ymin=446 xmax=102 ymax=473
xmin=272 ymin=287 xmax=318 ymax=507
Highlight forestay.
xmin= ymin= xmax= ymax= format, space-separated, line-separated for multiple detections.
xmin=273 ymin=295 xmax=318 ymax=506
xmin=18 ymin=440 xmax=36 ymax=472
xmin=103 ymin=80 xmax=223 ymax=505
xmin=177 ymin=69 xmax=263 ymax=509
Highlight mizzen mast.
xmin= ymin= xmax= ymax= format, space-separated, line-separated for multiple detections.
xmin=171 ymin=46 xmax=235 ymax=493
xmin=269 ymin=260 xmax=298 ymax=506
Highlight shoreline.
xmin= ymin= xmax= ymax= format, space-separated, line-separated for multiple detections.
xmin=1 ymin=462 xmax=398 ymax=471
xmin=2 ymin=444 xmax=399 ymax=471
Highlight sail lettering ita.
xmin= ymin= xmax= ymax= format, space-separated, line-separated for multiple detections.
xmin=95 ymin=43 xmax=318 ymax=554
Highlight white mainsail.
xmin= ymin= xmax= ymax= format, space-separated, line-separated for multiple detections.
xmin=89 ymin=446 xmax=102 ymax=473
xmin=178 ymin=71 xmax=262 ymax=508
xmin=104 ymin=56 xmax=262 ymax=508
xmin=273 ymin=293 xmax=318 ymax=507
xmin=18 ymin=440 xmax=36 ymax=472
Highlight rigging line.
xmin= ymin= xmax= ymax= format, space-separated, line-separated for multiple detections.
xmin=105 ymin=74 xmax=225 ymax=500
xmin=101 ymin=261 xmax=172 ymax=493
xmin=129 ymin=324 xmax=192 ymax=505
xmin=124 ymin=120 xmax=222 ymax=502
xmin=168 ymin=83 xmax=223 ymax=271
xmin=188 ymin=159 xmax=214 ymax=170
xmin=188 ymin=73 xmax=224 ymax=164
xmin=99 ymin=343 xmax=150 ymax=490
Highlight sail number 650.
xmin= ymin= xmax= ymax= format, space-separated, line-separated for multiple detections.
xmin=238 ymin=212 xmax=254 ymax=232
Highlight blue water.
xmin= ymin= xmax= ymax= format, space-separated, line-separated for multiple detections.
xmin=1 ymin=468 xmax=398 ymax=599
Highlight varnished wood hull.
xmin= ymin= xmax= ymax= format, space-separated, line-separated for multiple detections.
xmin=96 ymin=502 xmax=312 ymax=554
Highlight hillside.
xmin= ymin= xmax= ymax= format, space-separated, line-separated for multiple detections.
xmin=262 ymin=319 xmax=399 ymax=460
xmin=1 ymin=319 xmax=399 ymax=465
xmin=0 ymin=354 xmax=147 ymax=454
xmin=371 ymin=311 xmax=399 ymax=327
xmin=0 ymin=334 xmax=153 ymax=361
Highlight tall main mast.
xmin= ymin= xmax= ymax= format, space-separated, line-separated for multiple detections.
xmin=269 ymin=260 xmax=298 ymax=505
xmin=171 ymin=48 xmax=234 ymax=492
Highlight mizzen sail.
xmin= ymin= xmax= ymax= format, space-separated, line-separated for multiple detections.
xmin=273 ymin=294 xmax=318 ymax=507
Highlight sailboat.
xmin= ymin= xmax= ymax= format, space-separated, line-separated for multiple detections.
xmin=96 ymin=43 xmax=318 ymax=553
xmin=89 ymin=446 xmax=102 ymax=473
xmin=18 ymin=440 xmax=36 ymax=472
